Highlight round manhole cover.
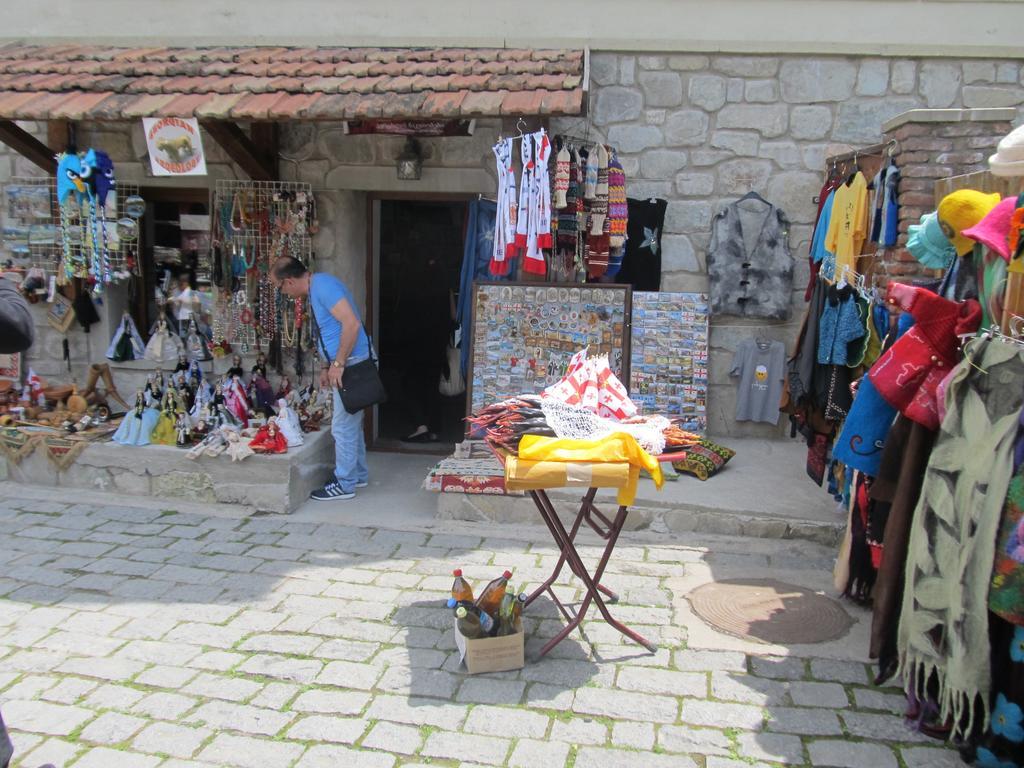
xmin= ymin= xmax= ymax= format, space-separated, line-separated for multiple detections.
xmin=688 ymin=578 xmax=854 ymax=644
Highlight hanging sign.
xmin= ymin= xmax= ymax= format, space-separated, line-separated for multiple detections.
xmin=344 ymin=119 xmax=474 ymax=137
xmin=142 ymin=118 xmax=208 ymax=176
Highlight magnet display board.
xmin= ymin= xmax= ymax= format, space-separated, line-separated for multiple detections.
xmin=468 ymin=282 xmax=631 ymax=415
xmin=629 ymin=291 xmax=709 ymax=432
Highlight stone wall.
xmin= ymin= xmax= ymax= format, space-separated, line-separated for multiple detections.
xmin=552 ymin=53 xmax=1024 ymax=437
xmin=874 ymin=109 xmax=1015 ymax=284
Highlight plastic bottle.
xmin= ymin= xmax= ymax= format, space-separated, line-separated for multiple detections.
xmin=475 ymin=570 xmax=512 ymax=620
xmin=451 ymin=568 xmax=474 ymax=603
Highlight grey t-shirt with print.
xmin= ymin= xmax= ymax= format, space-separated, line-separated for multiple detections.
xmin=730 ymin=338 xmax=786 ymax=424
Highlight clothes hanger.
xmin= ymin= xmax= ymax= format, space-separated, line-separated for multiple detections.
xmin=736 ymin=189 xmax=770 ymax=206
xmin=844 ymin=153 xmax=859 ymax=186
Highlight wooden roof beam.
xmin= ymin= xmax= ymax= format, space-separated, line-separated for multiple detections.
xmin=199 ymin=120 xmax=277 ymax=182
xmin=0 ymin=120 xmax=57 ymax=173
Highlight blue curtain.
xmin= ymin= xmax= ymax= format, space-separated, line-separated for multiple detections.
xmin=457 ymin=198 xmax=514 ymax=378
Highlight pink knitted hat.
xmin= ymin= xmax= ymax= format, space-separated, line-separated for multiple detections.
xmin=962 ymin=196 xmax=1015 ymax=261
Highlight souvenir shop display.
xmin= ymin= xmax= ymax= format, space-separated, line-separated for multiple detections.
xmin=788 ymin=172 xmax=1024 ymax=763
xmin=209 ymin=180 xmax=315 ymax=359
xmin=489 ymin=123 xmax=629 ymax=283
xmin=467 ymin=282 xmax=631 ymax=417
xmin=708 ymin=191 xmax=794 ymax=320
xmin=629 ymin=292 xmax=709 ymax=432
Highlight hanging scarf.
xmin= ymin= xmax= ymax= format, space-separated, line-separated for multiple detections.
xmin=490 ymin=138 xmax=516 ymax=276
xmin=898 ymin=338 xmax=1024 ymax=738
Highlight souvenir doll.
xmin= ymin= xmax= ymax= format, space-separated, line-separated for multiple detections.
xmin=150 ymin=389 xmax=178 ymax=445
xmin=186 ymin=318 xmax=211 ymax=362
xmin=191 ymin=417 xmax=210 ymax=443
xmin=143 ymin=372 xmax=162 ymax=403
xmin=225 ymin=354 xmax=245 ymax=380
xmin=251 ymin=352 xmax=267 ymax=380
xmin=223 ymin=376 xmax=250 ymax=427
xmin=250 ymin=374 xmax=276 ymax=415
xmin=276 ymin=376 xmax=292 ymax=401
xmin=175 ymin=414 xmax=192 ymax=448
xmin=145 ymin=315 xmax=185 ymax=366
xmin=225 ymin=429 xmax=255 ymax=462
xmin=106 ymin=313 xmax=146 ymax=362
xmin=249 ymin=417 xmax=288 ymax=454
xmin=274 ymin=397 xmax=304 ymax=447
xmin=112 ymin=390 xmax=158 ymax=446
xmin=173 ymin=351 xmax=189 ymax=374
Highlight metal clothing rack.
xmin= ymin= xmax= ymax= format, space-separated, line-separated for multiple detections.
xmin=825 ymin=139 xmax=899 ymax=168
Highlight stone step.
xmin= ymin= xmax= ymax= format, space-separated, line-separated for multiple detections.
xmin=436 ymin=490 xmax=844 ymax=547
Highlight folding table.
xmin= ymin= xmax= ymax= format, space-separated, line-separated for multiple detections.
xmin=490 ymin=442 xmax=684 ymax=658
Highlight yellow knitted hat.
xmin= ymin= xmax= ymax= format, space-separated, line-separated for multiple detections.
xmin=937 ymin=190 xmax=1002 ymax=256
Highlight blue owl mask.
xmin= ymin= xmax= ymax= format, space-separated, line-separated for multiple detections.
xmin=82 ymin=149 xmax=116 ymax=206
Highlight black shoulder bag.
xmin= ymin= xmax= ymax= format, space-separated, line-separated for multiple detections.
xmin=309 ymin=305 xmax=387 ymax=414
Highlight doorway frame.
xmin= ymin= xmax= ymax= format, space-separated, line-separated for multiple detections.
xmin=364 ymin=191 xmax=474 ymax=450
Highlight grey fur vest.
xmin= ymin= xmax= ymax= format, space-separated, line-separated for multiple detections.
xmin=708 ymin=199 xmax=793 ymax=320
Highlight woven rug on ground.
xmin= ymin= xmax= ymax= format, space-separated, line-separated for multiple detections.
xmin=688 ymin=578 xmax=854 ymax=644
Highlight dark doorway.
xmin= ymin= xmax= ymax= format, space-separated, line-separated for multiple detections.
xmin=376 ymin=199 xmax=467 ymax=451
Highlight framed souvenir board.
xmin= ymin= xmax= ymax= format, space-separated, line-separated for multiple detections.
xmin=629 ymin=292 xmax=709 ymax=432
xmin=467 ymin=282 xmax=632 ymax=415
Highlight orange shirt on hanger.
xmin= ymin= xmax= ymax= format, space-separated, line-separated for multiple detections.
xmin=825 ymin=171 xmax=869 ymax=279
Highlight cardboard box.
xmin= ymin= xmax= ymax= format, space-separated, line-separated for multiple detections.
xmin=454 ymin=618 xmax=525 ymax=674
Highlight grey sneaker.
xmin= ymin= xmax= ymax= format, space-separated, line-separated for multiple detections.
xmin=310 ymin=481 xmax=355 ymax=501
xmin=355 ymin=481 xmax=369 ymax=488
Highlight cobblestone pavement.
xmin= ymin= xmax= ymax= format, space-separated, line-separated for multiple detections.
xmin=0 ymin=485 xmax=963 ymax=768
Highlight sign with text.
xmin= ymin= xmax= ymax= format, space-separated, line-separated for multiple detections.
xmin=142 ymin=117 xmax=208 ymax=176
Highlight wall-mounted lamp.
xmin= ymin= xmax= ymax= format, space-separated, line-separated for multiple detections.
xmin=396 ymin=138 xmax=422 ymax=180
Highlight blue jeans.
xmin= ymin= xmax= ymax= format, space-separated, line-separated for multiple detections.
xmin=331 ymin=354 xmax=369 ymax=493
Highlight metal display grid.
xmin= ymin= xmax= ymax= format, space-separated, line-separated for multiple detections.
xmin=210 ymin=179 xmax=315 ymax=355
xmin=2 ymin=176 xmax=140 ymax=277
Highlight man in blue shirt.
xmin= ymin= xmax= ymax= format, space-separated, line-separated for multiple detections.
xmin=272 ymin=256 xmax=370 ymax=501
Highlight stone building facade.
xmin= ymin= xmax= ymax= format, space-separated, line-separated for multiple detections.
xmin=2 ymin=53 xmax=1023 ymax=438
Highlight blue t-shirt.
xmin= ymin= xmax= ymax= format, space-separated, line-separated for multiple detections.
xmin=310 ymin=273 xmax=369 ymax=361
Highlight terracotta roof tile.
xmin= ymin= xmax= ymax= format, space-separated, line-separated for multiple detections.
xmin=49 ymin=91 xmax=113 ymax=120
xmin=421 ymin=90 xmax=468 ymax=117
xmin=460 ymin=90 xmax=506 ymax=116
xmin=191 ymin=92 xmax=247 ymax=118
xmin=160 ymin=92 xmax=214 ymax=117
xmin=267 ymin=92 xmax=322 ymax=119
xmin=88 ymin=92 xmax=150 ymax=120
xmin=302 ymin=92 xmax=362 ymax=119
xmin=0 ymin=44 xmax=584 ymax=120
xmin=230 ymin=91 xmax=289 ymax=119
xmin=119 ymin=93 xmax=179 ymax=118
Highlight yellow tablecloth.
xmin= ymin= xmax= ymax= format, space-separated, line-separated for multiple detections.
xmin=512 ymin=432 xmax=663 ymax=505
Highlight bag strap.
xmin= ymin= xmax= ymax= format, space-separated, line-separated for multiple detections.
xmin=307 ymin=289 xmax=376 ymax=366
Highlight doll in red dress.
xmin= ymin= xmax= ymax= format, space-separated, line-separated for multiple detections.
xmin=248 ymin=417 xmax=288 ymax=454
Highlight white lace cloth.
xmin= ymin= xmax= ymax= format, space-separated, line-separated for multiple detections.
xmin=540 ymin=399 xmax=668 ymax=455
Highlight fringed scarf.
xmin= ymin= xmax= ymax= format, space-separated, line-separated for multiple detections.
xmin=898 ymin=338 xmax=1024 ymax=737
